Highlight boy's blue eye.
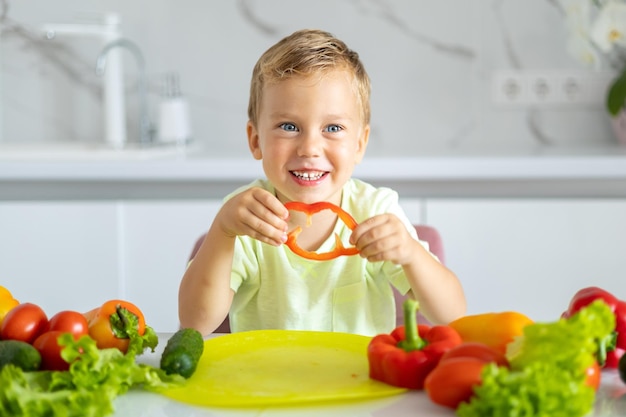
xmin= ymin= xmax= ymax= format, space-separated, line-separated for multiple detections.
xmin=325 ymin=125 xmax=342 ymax=133
xmin=280 ymin=123 xmax=298 ymax=132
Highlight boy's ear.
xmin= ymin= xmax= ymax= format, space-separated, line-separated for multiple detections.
xmin=247 ymin=121 xmax=263 ymax=160
xmin=355 ymin=124 xmax=370 ymax=164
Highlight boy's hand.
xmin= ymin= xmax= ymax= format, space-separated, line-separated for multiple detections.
xmin=217 ymin=187 xmax=289 ymax=246
xmin=350 ymin=213 xmax=419 ymax=265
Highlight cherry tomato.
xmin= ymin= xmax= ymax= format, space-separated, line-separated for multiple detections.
xmin=47 ymin=310 xmax=89 ymax=337
xmin=0 ymin=302 xmax=48 ymax=343
xmin=425 ymin=357 xmax=486 ymax=409
xmin=33 ymin=330 xmax=78 ymax=371
xmin=440 ymin=342 xmax=509 ymax=367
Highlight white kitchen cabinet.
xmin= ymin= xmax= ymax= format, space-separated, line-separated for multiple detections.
xmin=424 ymin=199 xmax=626 ymax=322
xmin=0 ymin=200 xmax=222 ymax=333
xmin=121 ymin=200 xmax=221 ymax=332
xmin=0 ymin=202 xmax=120 ymax=314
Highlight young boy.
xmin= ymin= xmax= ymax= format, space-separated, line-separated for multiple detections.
xmin=179 ymin=29 xmax=466 ymax=336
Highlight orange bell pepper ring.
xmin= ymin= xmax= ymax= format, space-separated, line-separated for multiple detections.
xmin=284 ymin=201 xmax=359 ymax=261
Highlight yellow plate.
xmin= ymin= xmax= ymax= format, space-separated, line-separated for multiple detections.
xmin=157 ymin=329 xmax=407 ymax=407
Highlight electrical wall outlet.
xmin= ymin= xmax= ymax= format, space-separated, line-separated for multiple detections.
xmin=491 ymin=70 xmax=614 ymax=108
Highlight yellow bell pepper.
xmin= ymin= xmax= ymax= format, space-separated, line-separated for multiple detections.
xmin=0 ymin=285 xmax=20 ymax=327
xmin=448 ymin=311 xmax=534 ymax=354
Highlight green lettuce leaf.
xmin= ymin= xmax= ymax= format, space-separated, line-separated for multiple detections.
xmin=457 ymin=362 xmax=595 ymax=417
xmin=0 ymin=365 xmax=114 ymax=417
xmin=110 ymin=306 xmax=159 ymax=356
xmin=0 ymin=333 xmax=183 ymax=417
xmin=506 ymin=299 xmax=615 ymax=373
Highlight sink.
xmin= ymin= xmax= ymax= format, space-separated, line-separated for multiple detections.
xmin=0 ymin=142 xmax=193 ymax=161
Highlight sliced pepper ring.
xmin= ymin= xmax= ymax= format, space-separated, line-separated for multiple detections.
xmin=284 ymin=201 xmax=359 ymax=261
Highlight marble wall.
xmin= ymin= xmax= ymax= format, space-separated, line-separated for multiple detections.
xmin=0 ymin=0 xmax=618 ymax=157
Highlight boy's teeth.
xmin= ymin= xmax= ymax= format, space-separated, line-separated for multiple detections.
xmin=293 ymin=171 xmax=323 ymax=180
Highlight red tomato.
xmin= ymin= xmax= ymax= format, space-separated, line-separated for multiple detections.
xmin=425 ymin=357 xmax=486 ymax=409
xmin=47 ymin=310 xmax=89 ymax=337
xmin=33 ymin=330 xmax=76 ymax=371
xmin=0 ymin=302 xmax=48 ymax=343
xmin=440 ymin=342 xmax=509 ymax=367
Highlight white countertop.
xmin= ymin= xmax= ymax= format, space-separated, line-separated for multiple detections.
xmin=2 ymin=142 xmax=626 ymax=199
xmin=110 ymin=372 xmax=626 ymax=417
xmin=107 ymin=333 xmax=626 ymax=417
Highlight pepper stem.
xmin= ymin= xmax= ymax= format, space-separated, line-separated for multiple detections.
xmin=596 ymin=331 xmax=617 ymax=367
xmin=397 ymin=298 xmax=427 ymax=351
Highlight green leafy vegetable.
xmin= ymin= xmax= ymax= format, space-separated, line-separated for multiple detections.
xmin=0 ymin=333 xmax=183 ymax=417
xmin=506 ymin=299 xmax=615 ymax=373
xmin=457 ymin=300 xmax=615 ymax=417
xmin=113 ymin=306 xmax=159 ymax=356
xmin=457 ymin=362 xmax=595 ymax=417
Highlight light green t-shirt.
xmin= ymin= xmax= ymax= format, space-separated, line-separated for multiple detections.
xmin=226 ymin=178 xmax=428 ymax=336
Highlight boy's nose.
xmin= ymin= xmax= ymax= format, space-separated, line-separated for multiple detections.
xmin=296 ymin=132 xmax=323 ymax=157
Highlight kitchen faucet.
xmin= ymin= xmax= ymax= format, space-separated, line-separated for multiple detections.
xmin=42 ymin=13 xmax=127 ymax=148
xmin=96 ymin=38 xmax=154 ymax=146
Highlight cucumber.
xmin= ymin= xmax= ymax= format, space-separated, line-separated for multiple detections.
xmin=160 ymin=328 xmax=204 ymax=378
xmin=0 ymin=339 xmax=42 ymax=371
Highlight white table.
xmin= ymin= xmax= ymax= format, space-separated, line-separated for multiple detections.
xmin=108 ymin=334 xmax=626 ymax=417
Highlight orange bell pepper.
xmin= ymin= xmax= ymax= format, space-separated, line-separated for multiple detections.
xmin=84 ymin=299 xmax=156 ymax=354
xmin=448 ymin=311 xmax=534 ymax=355
xmin=0 ymin=285 xmax=20 ymax=328
xmin=284 ymin=201 xmax=359 ymax=261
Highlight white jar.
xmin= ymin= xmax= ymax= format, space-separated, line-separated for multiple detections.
xmin=158 ymin=72 xmax=192 ymax=145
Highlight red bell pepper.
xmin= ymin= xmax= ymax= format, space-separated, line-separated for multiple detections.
xmin=561 ymin=286 xmax=626 ymax=368
xmin=284 ymin=201 xmax=359 ymax=261
xmin=367 ymin=299 xmax=462 ymax=389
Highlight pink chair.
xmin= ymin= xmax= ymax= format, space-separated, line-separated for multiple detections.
xmin=188 ymin=224 xmax=445 ymax=333
xmin=397 ymin=225 xmax=445 ymax=326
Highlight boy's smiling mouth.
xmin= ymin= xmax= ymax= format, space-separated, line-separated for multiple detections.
xmin=290 ymin=170 xmax=327 ymax=181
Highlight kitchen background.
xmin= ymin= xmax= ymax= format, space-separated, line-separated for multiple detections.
xmin=1 ymin=0 xmax=626 ymax=332
xmin=1 ymin=0 xmax=620 ymax=153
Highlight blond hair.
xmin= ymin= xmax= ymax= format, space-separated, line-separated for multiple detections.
xmin=248 ymin=29 xmax=371 ymax=127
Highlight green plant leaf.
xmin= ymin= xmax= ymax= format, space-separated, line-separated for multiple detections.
xmin=607 ymin=69 xmax=626 ymax=116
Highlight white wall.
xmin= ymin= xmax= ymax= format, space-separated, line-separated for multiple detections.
xmin=0 ymin=0 xmax=618 ymax=157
